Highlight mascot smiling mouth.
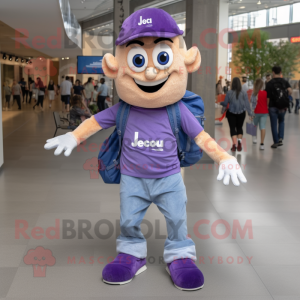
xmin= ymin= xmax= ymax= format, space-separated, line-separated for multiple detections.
xmin=134 ymin=76 xmax=169 ymax=93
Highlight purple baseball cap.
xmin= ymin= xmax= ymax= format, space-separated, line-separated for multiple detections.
xmin=116 ymin=8 xmax=184 ymax=46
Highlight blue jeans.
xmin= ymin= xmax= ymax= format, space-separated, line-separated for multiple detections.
xmin=269 ymin=107 xmax=286 ymax=144
xmin=117 ymin=173 xmax=196 ymax=263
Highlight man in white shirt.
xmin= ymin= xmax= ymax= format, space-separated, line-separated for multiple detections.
xmin=241 ymin=75 xmax=248 ymax=93
xmin=60 ymin=76 xmax=73 ymax=112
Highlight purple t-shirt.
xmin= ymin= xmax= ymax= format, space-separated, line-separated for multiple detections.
xmin=94 ymin=101 xmax=203 ymax=178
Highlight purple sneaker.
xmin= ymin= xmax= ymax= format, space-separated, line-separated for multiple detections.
xmin=166 ymin=258 xmax=204 ymax=291
xmin=102 ymin=253 xmax=147 ymax=285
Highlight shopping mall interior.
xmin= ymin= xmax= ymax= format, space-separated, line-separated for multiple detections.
xmin=1 ymin=0 xmax=300 ymax=299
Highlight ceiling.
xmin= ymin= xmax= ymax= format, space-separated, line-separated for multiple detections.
xmin=0 ymin=21 xmax=51 ymax=59
xmin=69 ymin=0 xmax=113 ymax=21
xmin=228 ymin=0 xmax=300 ymax=15
xmin=0 ymin=0 xmax=82 ymax=59
xmin=228 ymin=0 xmax=300 ymax=16
xmin=69 ymin=0 xmax=300 ymax=22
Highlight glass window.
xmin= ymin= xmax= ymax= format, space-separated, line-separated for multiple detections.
xmin=292 ymin=3 xmax=300 ymax=23
xmin=229 ymin=16 xmax=233 ymax=29
xmin=230 ymin=13 xmax=248 ymax=31
xmin=269 ymin=5 xmax=290 ymax=26
xmin=228 ymin=48 xmax=232 ymax=63
xmin=249 ymin=9 xmax=266 ymax=28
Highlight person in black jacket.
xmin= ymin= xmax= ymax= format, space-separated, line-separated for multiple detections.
xmin=265 ymin=66 xmax=292 ymax=148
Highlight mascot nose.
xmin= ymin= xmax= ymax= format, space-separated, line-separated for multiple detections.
xmin=145 ymin=67 xmax=158 ymax=80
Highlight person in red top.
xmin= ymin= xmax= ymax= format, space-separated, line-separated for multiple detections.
xmin=251 ymin=78 xmax=269 ymax=150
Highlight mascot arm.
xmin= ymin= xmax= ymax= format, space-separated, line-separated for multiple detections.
xmin=44 ymin=116 xmax=102 ymax=157
xmin=194 ymin=131 xmax=247 ymax=186
xmin=71 ymin=116 xmax=102 ymax=144
xmin=194 ymin=131 xmax=233 ymax=164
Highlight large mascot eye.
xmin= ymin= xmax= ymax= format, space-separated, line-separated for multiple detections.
xmin=127 ymin=47 xmax=148 ymax=73
xmin=152 ymin=44 xmax=173 ymax=70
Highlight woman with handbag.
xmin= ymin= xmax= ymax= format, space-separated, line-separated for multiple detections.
xmin=220 ymin=77 xmax=253 ymax=152
xmin=251 ymin=78 xmax=269 ymax=150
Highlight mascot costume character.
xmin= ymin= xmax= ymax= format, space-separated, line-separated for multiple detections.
xmin=45 ymin=8 xmax=247 ymax=291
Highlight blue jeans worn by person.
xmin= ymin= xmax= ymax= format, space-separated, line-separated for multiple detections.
xmin=269 ymin=107 xmax=286 ymax=144
xmin=117 ymin=173 xmax=196 ymax=263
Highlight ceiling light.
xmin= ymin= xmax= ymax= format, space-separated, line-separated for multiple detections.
xmin=26 ymin=59 xmax=29 ymax=64
xmin=240 ymin=6 xmax=245 ymax=9
xmin=257 ymin=0 xmax=261 ymax=4
xmin=15 ymin=57 xmax=19 ymax=62
xmin=66 ymin=57 xmax=69 ymax=60
xmin=21 ymin=58 xmax=24 ymax=63
xmin=3 ymin=53 xmax=7 ymax=60
xmin=62 ymin=58 xmax=64 ymax=60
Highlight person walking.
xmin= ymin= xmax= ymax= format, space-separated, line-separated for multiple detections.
xmin=28 ymin=78 xmax=34 ymax=104
xmin=216 ymin=79 xmax=223 ymax=95
xmin=72 ymin=79 xmax=86 ymax=98
xmin=292 ymin=81 xmax=300 ymax=114
xmin=60 ymin=76 xmax=73 ymax=112
xmin=32 ymin=79 xmax=39 ymax=103
xmin=12 ymin=80 xmax=22 ymax=110
xmin=3 ymin=83 xmax=12 ymax=110
xmin=220 ymin=77 xmax=254 ymax=152
xmin=266 ymin=66 xmax=292 ymax=148
xmin=84 ymin=77 xmax=94 ymax=107
xmin=97 ymin=78 xmax=108 ymax=112
xmin=33 ymin=78 xmax=46 ymax=111
xmin=251 ymin=78 xmax=268 ymax=150
xmin=223 ymin=80 xmax=230 ymax=94
xmin=47 ymin=80 xmax=57 ymax=109
xmin=19 ymin=78 xmax=27 ymax=103
xmin=241 ymin=75 xmax=249 ymax=93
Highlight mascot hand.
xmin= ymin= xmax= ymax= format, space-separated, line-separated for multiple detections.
xmin=217 ymin=159 xmax=247 ymax=186
xmin=44 ymin=133 xmax=77 ymax=157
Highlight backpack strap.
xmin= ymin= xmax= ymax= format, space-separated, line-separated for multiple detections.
xmin=107 ymin=101 xmax=130 ymax=171
xmin=116 ymin=101 xmax=130 ymax=155
xmin=166 ymin=101 xmax=184 ymax=161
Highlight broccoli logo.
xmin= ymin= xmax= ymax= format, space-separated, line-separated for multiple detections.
xmin=23 ymin=246 xmax=56 ymax=277
xmin=83 ymin=157 xmax=99 ymax=179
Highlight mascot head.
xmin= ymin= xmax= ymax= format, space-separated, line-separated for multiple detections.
xmin=102 ymin=8 xmax=201 ymax=108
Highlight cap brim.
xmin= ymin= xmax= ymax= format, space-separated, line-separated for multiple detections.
xmin=116 ymin=30 xmax=184 ymax=46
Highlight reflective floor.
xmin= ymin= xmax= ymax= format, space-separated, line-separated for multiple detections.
xmin=1 ymin=97 xmax=300 ymax=300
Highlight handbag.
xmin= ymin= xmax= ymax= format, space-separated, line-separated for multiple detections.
xmin=246 ymin=122 xmax=257 ymax=136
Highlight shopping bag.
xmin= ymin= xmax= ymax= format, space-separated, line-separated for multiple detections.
xmin=246 ymin=122 xmax=257 ymax=136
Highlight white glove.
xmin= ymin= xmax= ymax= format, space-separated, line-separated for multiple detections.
xmin=44 ymin=133 xmax=77 ymax=157
xmin=217 ymin=159 xmax=247 ymax=186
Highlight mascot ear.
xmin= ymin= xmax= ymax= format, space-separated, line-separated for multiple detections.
xmin=102 ymin=53 xmax=119 ymax=79
xmin=184 ymin=46 xmax=201 ymax=73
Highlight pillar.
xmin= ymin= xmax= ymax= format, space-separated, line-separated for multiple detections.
xmin=186 ymin=0 xmax=220 ymax=163
xmin=217 ymin=0 xmax=229 ymax=81
xmin=0 ymin=62 xmax=4 ymax=168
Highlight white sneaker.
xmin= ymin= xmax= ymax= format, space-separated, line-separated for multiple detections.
xmin=253 ymin=136 xmax=257 ymax=144
xmin=260 ymin=144 xmax=264 ymax=150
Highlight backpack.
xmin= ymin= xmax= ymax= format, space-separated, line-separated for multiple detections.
xmin=98 ymin=91 xmax=205 ymax=184
xmin=271 ymin=80 xmax=289 ymax=109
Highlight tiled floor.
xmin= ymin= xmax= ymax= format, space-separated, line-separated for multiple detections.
xmin=1 ymin=97 xmax=300 ymax=299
